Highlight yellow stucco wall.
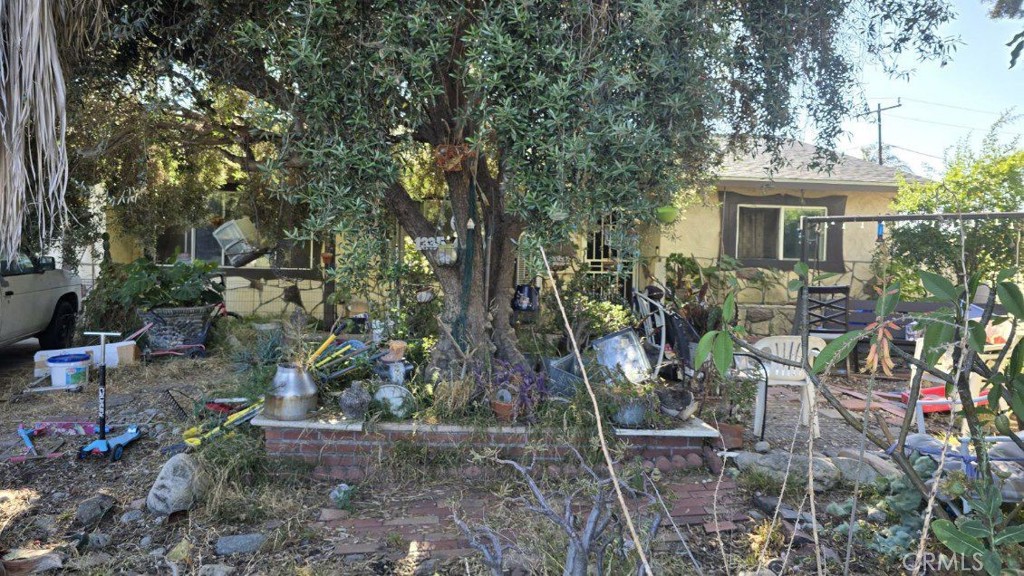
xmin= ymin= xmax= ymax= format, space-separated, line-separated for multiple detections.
xmin=643 ymin=186 xmax=895 ymax=304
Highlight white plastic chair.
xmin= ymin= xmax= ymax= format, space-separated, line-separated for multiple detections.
xmin=752 ymin=335 xmax=826 ymax=438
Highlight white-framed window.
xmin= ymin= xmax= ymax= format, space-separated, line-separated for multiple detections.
xmin=155 ymin=194 xmax=316 ymax=270
xmin=584 ymin=215 xmax=635 ymax=301
xmin=736 ymin=205 xmax=827 ymax=261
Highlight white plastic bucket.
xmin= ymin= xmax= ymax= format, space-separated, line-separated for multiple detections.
xmin=46 ymin=353 xmax=90 ymax=388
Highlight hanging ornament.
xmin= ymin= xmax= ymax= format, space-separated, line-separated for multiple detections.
xmin=436 ymin=241 xmax=458 ymax=265
xmin=416 ymin=288 xmax=435 ymax=303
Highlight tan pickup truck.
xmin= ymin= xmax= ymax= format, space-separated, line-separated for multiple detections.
xmin=0 ymin=252 xmax=82 ymax=350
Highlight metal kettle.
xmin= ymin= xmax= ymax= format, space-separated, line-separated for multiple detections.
xmin=265 ymin=363 xmax=318 ymax=421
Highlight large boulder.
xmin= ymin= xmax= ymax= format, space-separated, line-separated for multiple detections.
xmin=735 ymin=450 xmax=841 ymax=492
xmin=147 ymin=454 xmax=206 ymax=516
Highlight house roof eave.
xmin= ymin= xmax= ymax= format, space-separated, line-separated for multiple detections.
xmin=715 ymin=177 xmax=899 ymax=194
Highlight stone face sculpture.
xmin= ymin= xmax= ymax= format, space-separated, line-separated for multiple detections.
xmin=339 ymin=381 xmax=371 ymax=420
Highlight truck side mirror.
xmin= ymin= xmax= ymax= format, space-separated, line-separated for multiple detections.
xmin=34 ymin=256 xmax=56 ymax=272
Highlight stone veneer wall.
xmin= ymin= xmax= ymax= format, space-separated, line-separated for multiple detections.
xmin=257 ymin=419 xmax=719 ymax=482
xmin=737 ymin=304 xmax=795 ymax=337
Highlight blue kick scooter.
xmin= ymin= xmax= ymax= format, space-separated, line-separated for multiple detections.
xmin=79 ymin=331 xmax=143 ymax=462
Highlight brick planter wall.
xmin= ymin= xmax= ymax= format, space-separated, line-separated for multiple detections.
xmin=255 ymin=417 xmax=721 ymax=481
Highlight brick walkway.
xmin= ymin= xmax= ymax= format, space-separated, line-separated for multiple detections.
xmin=314 ymin=477 xmax=745 ymax=565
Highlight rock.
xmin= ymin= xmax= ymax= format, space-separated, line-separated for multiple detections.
xmin=1 ymin=549 xmax=63 ymax=573
xmin=166 ymin=538 xmax=192 ymax=562
xmin=215 ymin=533 xmax=266 ymax=556
xmin=129 ymin=498 xmax=146 ymax=510
xmin=120 ymin=510 xmax=144 ymax=524
xmin=413 ymin=558 xmax=439 ymax=576
xmin=642 ymin=460 xmax=655 ymax=472
xmin=71 ymin=552 xmax=112 ymax=570
xmin=685 ymin=453 xmax=703 ymax=469
xmin=149 ymin=547 xmax=166 ymax=557
xmin=31 ymin=515 xmax=56 ymax=535
xmin=198 ymin=564 xmax=237 ymax=576
xmin=865 ymin=505 xmax=887 ymax=523
xmin=781 ymin=520 xmax=813 ymax=546
xmin=155 ymin=423 xmax=166 ymax=434
xmin=140 ymin=536 xmax=153 ymax=548
xmin=738 ymin=570 xmax=776 ymax=576
xmin=87 ymin=531 xmax=112 ymax=550
xmin=339 ymin=381 xmax=371 ymax=420
xmin=74 ymin=494 xmax=115 ymax=526
xmin=671 ymin=454 xmax=687 ymax=469
xmin=702 ymin=446 xmax=723 ymax=475
xmin=835 ymin=449 xmax=901 ymax=479
xmin=655 ymin=456 xmax=672 ymax=473
xmin=753 ymin=495 xmax=815 ymax=524
xmin=50 ymin=491 xmax=68 ymax=501
xmin=820 ymin=545 xmax=840 ymax=563
xmin=831 ymin=457 xmax=879 ymax=485
xmin=735 ymin=450 xmax=840 ymax=491
xmin=263 ymin=519 xmax=284 ymax=531
xmin=754 ymin=441 xmax=771 ymax=453
xmin=744 ymin=306 xmax=775 ymax=323
xmin=147 ymin=453 xmax=205 ymax=515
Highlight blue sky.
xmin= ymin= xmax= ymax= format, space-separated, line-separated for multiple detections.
xmin=833 ymin=0 xmax=1023 ymax=177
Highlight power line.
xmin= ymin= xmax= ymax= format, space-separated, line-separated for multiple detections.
xmin=871 ymin=97 xmax=1005 ymax=116
xmin=887 ymin=144 xmax=944 ymax=161
xmin=886 ymin=114 xmax=1023 ymax=137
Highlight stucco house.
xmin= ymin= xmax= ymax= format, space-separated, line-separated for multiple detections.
xmin=578 ymin=142 xmax=915 ymax=333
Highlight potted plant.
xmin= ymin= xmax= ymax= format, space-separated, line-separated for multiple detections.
xmin=116 ymin=258 xmax=226 ymax=351
xmin=480 ymin=361 xmax=547 ymax=424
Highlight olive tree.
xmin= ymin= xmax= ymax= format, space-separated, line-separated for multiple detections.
xmin=79 ymin=0 xmax=955 ymax=372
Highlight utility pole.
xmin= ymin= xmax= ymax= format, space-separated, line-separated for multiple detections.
xmin=856 ymin=99 xmax=902 ymax=165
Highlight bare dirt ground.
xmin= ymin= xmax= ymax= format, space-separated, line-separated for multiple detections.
xmin=0 ymin=346 xmax=901 ymax=575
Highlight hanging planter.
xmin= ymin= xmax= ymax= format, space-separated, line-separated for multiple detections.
xmin=436 ymin=242 xmax=458 ymax=266
xmin=434 ymin=144 xmax=477 ymax=172
xmin=656 ymin=205 xmax=679 ymax=224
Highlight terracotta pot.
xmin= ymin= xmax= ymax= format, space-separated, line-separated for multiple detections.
xmin=320 ymin=252 xmax=334 ymax=266
xmin=491 ymin=399 xmax=517 ymax=423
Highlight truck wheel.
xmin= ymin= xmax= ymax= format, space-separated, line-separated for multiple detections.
xmin=39 ymin=300 xmax=76 ymax=350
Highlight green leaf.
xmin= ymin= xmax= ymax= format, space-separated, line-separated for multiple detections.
xmin=694 ymin=330 xmax=717 ymax=367
xmin=922 ymin=313 xmax=956 ymax=366
xmin=997 ymin=268 xmax=1017 ymax=283
xmin=787 ymin=278 xmax=804 ymax=292
xmin=988 ymin=381 xmax=1004 ymax=414
xmin=812 ymin=331 xmax=862 ymax=374
xmin=954 ymin=518 xmax=989 ymax=539
xmin=932 ymin=519 xmax=988 ymax=558
xmin=993 ymin=524 xmax=1024 ymax=546
xmin=997 ymin=282 xmax=1024 ymax=319
xmin=919 ymin=270 xmax=961 ymax=302
xmin=969 ymin=321 xmax=988 ymax=353
xmin=980 ymin=550 xmax=1002 ymax=576
xmin=876 ymin=283 xmax=902 ymax=318
xmin=794 ymin=262 xmax=809 ymax=278
xmin=1008 ymin=339 xmax=1024 ymax=377
xmin=722 ymin=293 xmax=736 ymax=324
xmin=712 ymin=332 xmax=734 ymax=376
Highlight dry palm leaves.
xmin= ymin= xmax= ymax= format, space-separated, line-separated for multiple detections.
xmin=0 ymin=0 xmax=105 ymax=260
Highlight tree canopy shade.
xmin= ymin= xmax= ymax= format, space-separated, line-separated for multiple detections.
xmin=73 ymin=0 xmax=956 ymax=371
xmin=889 ymin=122 xmax=1024 ymax=282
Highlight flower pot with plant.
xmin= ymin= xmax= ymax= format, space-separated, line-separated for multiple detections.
xmin=115 ymin=259 xmax=226 ymax=350
xmin=480 ymin=361 xmax=547 ymax=424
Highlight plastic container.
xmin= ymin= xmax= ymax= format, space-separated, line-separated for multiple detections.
xmin=46 ymin=354 xmax=91 ymax=388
